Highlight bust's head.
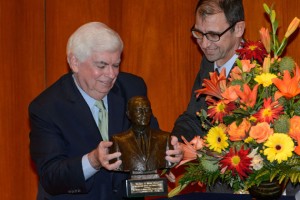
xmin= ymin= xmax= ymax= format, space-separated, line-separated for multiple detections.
xmin=127 ymin=96 xmax=152 ymax=126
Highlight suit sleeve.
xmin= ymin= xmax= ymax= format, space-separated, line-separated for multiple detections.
xmin=29 ymin=101 xmax=89 ymax=195
xmin=171 ymin=57 xmax=213 ymax=141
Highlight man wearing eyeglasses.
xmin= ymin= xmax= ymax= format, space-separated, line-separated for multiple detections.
xmin=171 ymin=0 xmax=245 ymax=193
xmin=172 ymin=0 xmax=245 ymax=142
xmin=171 ymin=0 xmax=300 ymax=197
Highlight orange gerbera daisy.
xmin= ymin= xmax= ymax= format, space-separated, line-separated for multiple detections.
xmin=253 ymin=98 xmax=284 ymax=123
xmin=195 ymin=68 xmax=227 ymax=99
xmin=220 ymin=146 xmax=252 ymax=180
xmin=272 ymin=70 xmax=300 ymax=100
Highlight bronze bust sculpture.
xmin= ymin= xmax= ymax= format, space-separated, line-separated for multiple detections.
xmin=110 ymin=96 xmax=173 ymax=172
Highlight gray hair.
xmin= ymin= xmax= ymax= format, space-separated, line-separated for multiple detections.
xmin=66 ymin=22 xmax=123 ymax=63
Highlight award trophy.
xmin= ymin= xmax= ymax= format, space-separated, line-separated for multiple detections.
xmin=109 ymin=96 xmax=173 ymax=197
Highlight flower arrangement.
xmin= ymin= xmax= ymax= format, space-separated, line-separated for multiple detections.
xmin=169 ymin=3 xmax=300 ymax=197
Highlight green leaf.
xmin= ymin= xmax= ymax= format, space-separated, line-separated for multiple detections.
xmin=291 ymin=174 xmax=296 ymax=182
xmin=236 ymin=59 xmax=242 ymax=68
xmin=201 ymin=109 xmax=207 ymax=118
xmin=276 ymin=38 xmax=288 ymax=57
xmin=273 ymin=21 xmax=279 ymax=34
xmin=168 ymin=182 xmax=190 ymax=198
xmin=270 ymin=170 xmax=280 ymax=180
xmin=223 ymin=115 xmax=236 ymax=125
xmin=160 ymin=169 xmax=168 ymax=175
xmin=233 ymin=108 xmax=249 ymax=115
xmin=230 ymin=79 xmax=244 ymax=86
xmin=279 ymin=174 xmax=286 ymax=183
xmin=255 ymin=170 xmax=269 ymax=180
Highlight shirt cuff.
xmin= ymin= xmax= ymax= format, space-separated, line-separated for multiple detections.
xmin=82 ymin=154 xmax=98 ymax=180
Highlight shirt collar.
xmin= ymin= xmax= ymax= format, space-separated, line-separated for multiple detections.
xmin=72 ymin=75 xmax=108 ymax=110
xmin=214 ymin=54 xmax=238 ymax=78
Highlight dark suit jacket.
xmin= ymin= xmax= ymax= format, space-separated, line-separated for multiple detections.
xmin=110 ymin=129 xmax=172 ymax=172
xmin=172 ymin=56 xmax=214 ymax=141
xmin=29 ymin=72 xmax=159 ymax=200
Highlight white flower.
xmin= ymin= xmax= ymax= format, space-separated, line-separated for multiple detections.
xmin=248 ymin=148 xmax=264 ymax=170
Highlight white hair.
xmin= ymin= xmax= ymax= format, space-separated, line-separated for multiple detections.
xmin=66 ymin=22 xmax=123 ymax=63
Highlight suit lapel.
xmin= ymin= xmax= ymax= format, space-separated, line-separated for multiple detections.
xmin=62 ymin=73 xmax=132 ymax=142
xmin=62 ymin=73 xmax=101 ymax=143
xmin=107 ymin=87 xmax=128 ymax=138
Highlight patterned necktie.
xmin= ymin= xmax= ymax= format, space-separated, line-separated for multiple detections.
xmin=95 ymin=100 xmax=108 ymax=141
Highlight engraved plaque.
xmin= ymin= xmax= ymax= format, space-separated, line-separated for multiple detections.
xmin=126 ymin=177 xmax=167 ymax=197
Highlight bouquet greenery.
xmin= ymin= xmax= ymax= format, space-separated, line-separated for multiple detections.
xmin=169 ymin=3 xmax=300 ymax=197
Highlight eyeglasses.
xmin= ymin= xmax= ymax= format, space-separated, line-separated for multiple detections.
xmin=191 ymin=22 xmax=237 ymax=42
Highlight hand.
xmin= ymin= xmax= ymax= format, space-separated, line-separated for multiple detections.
xmin=165 ymin=136 xmax=183 ymax=165
xmin=165 ymin=171 xmax=176 ymax=183
xmin=88 ymin=141 xmax=122 ymax=170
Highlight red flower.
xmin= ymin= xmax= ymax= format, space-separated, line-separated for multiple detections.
xmin=253 ymin=98 xmax=284 ymax=123
xmin=236 ymin=40 xmax=267 ymax=63
xmin=220 ymin=146 xmax=252 ymax=180
xmin=206 ymin=97 xmax=236 ymax=124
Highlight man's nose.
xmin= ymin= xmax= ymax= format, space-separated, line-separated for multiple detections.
xmin=106 ymin=66 xmax=117 ymax=78
xmin=197 ymin=36 xmax=211 ymax=49
xmin=140 ymin=109 xmax=146 ymax=115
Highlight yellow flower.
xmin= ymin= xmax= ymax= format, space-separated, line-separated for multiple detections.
xmin=244 ymin=137 xmax=253 ymax=143
xmin=249 ymin=116 xmax=257 ymax=123
xmin=263 ymin=133 xmax=294 ymax=163
xmin=207 ymin=126 xmax=229 ymax=153
xmin=254 ymin=73 xmax=277 ymax=87
xmin=284 ymin=17 xmax=300 ymax=38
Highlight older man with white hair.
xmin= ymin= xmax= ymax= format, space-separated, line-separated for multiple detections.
xmin=29 ymin=22 xmax=182 ymax=200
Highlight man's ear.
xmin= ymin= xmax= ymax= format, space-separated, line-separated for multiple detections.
xmin=235 ymin=21 xmax=245 ymax=37
xmin=68 ymin=54 xmax=80 ymax=73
